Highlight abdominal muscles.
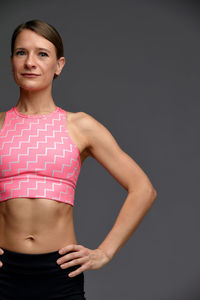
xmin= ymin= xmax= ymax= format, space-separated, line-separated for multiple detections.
xmin=0 ymin=197 xmax=77 ymax=254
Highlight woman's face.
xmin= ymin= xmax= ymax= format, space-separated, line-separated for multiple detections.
xmin=10 ymin=29 xmax=65 ymax=91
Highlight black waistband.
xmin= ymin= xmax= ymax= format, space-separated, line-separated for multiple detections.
xmin=0 ymin=247 xmax=75 ymax=276
xmin=1 ymin=247 xmax=60 ymax=261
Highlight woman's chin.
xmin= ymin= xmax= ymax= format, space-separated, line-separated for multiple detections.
xmin=16 ymin=82 xmax=47 ymax=92
xmin=19 ymin=85 xmax=42 ymax=91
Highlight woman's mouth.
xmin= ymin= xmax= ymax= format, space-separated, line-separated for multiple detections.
xmin=22 ymin=73 xmax=40 ymax=78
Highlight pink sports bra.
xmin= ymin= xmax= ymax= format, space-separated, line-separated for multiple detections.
xmin=0 ymin=105 xmax=81 ymax=206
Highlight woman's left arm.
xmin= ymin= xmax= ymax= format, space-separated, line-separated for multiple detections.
xmin=57 ymin=113 xmax=157 ymax=276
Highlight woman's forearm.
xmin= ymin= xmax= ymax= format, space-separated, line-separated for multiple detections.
xmin=97 ymin=183 xmax=157 ymax=260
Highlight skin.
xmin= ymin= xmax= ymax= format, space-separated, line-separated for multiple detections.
xmin=0 ymin=29 xmax=157 ymax=278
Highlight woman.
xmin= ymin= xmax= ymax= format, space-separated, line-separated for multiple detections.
xmin=0 ymin=20 xmax=157 ymax=299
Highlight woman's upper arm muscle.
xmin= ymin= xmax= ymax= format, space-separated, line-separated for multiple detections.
xmin=80 ymin=112 xmax=154 ymax=193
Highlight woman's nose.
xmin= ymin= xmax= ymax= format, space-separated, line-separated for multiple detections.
xmin=24 ymin=54 xmax=36 ymax=68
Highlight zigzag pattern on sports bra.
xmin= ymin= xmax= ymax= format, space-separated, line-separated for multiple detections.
xmin=0 ymin=105 xmax=81 ymax=206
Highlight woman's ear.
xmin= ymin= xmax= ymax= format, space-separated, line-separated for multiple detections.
xmin=55 ymin=57 xmax=66 ymax=76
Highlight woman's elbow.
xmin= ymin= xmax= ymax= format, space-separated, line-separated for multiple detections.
xmin=151 ymin=186 xmax=157 ymax=202
xmin=140 ymin=178 xmax=157 ymax=206
xmin=147 ymin=183 xmax=157 ymax=205
xmin=129 ymin=176 xmax=157 ymax=205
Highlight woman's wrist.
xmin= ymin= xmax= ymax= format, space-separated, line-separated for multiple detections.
xmin=97 ymin=246 xmax=115 ymax=262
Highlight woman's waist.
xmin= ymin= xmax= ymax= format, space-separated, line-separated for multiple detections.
xmin=0 ymin=247 xmax=79 ymax=278
xmin=0 ymin=232 xmax=77 ymax=254
xmin=0 ymin=219 xmax=77 ymax=254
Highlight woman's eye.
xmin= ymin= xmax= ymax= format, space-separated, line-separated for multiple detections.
xmin=16 ymin=51 xmax=25 ymax=55
xmin=39 ymin=52 xmax=48 ymax=57
xmin=15 ymin=51 xmax=48 ymax=57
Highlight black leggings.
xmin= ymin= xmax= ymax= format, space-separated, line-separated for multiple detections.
xmin=0 ymin=247 xmax=86 ymax=300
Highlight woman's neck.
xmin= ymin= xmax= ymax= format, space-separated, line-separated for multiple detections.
xmin=17 ymin=87 xmax=56 ymax=114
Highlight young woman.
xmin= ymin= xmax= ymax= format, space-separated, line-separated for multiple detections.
xmin=0 ymin=20 xmax=157 ymax=299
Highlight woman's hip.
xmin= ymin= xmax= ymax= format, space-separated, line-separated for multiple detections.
xmin=0 ymin=247 xmax=86 ymax=300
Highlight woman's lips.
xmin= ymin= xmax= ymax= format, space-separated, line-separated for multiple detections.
xmin=22 ymin=73 xmax=40 ymax=77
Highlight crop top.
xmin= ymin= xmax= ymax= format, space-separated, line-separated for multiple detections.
xmin=0 ymin=105 xmax=81 ymax=206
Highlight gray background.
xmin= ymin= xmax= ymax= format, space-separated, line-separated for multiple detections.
xmin=0 ymin=0 xmax=199 ymax=299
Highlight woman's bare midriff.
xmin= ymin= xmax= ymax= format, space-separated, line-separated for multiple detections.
xmin=0 ymin=197 xmax=77 ymax=254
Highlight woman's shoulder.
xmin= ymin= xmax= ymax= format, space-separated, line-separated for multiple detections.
xmin=63 ymin=109 xmax=100 ymax=131
xmin=62 ymin=109 xmax=100 ymax=155
xmin=62 ymin=109 xmax=107 ymax=153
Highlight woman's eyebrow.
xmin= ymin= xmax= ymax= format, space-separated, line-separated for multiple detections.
xmin=15 ymin=47 xmax=51 ymax=53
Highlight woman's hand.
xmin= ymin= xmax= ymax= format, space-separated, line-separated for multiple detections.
xmin=0 ymin=248 xmax=4 ymax=267
xmin=56 ymin=244 xmax=111 ymax=277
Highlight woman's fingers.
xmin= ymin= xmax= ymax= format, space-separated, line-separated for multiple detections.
xmin=56 ymin=245 xmax=111 ymax=277
xmin=60 ymin=255 xmax=88 ymax=270
xmin=0 ymin=248 xmax=4 ymax=267
xmin=68 ymin=263 xmax=89 ymax=277
xmin=57 ymin=248 xmax=88 ymax=266
xmin=58 ymin=244 xmax=84 ymax=255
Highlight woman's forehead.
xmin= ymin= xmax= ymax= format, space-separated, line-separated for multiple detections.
xmin=14 ymin=29 xmax=55 ymax=52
